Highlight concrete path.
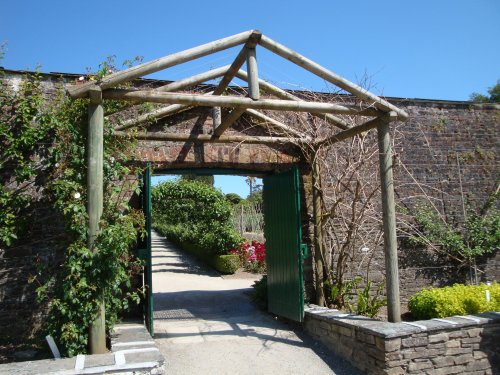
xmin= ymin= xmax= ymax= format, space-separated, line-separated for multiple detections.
xmin=151 ymin=231 xmax=364 ymax=375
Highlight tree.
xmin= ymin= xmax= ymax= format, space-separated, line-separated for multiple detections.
xmin=180 ymin=174 xmax=214 ymax=186
xmin=470 ymin=80 xmax=500 ymax=103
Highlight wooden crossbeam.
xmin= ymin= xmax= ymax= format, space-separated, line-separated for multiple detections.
xmin=236 ymin=70 xmax=350 ymax=130
xmin=245 ymin=108 xmax=306 ymax=139
xmin=258 ymin=35 xmax=409 ymax=120
xmin=213 ymin=108 xmax=246 ymax=137
xmin=68 ymin=30 xmax=258 ymax=98
xmin=155 ymin=65 xmax=229 ymax=92
xmin=315 ymin=112 xmax=397 ymax=147
xmin=114 ymin=131 xmax=305 ymax=145
xmin=103 ymin=89 xmax=383 ymax=116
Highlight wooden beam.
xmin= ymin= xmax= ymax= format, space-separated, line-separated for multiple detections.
xmin=103 ymin=89 xmax=383 ymax=116
xmin=246 ymin=48 xmax=259 ymax=100
xmin=315 ymin=115 xmax=390 ymax=147
xmin=213 ymin=108 xmax=246 ymax=136
xmin=211 ymin=30 xmax=261 ymax=97
xmin=114 ymin=91 xmax=215 ymax=131
xmin=377 ymin=112 xmax=401 ymax=323
xmin=68 ymin=30 xmax=258 ymax=98
xmin=114 ymin=131 xmax=305 ymax=145
xmin=155 ymin=65 xmax=229 ymax=92
xmin=245 ymin=108 xmax=305 ymax=139
xmin=87 ymin=88 xmax=106 ymax=354
xmin=236 ymin=70 xmax=350 ymax=130
xmin=258 ymin=35 xmax=409 ymax=120
xmin=115 ymin=103 xmax=190 ymax=131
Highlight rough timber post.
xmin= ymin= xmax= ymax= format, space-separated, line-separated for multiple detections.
xmin=377 ymin=112 xmax=401 ymax=323
xmin=87 ymin=87 xmax=107 ymax=353
xmin=246 ymin=47 xmax=260 ymax=100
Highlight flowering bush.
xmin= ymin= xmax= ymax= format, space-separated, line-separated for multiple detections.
xmin=230 ymin=241 xmax=266 ymax=273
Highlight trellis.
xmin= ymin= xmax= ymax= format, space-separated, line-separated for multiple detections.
xmin=67 ymin=29 xmax=409 ymax=353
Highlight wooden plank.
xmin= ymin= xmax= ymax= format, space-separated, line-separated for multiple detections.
xmin=103 ymin=89 xmax=383 ymax=116
xmin=258 ymin=35 xmax=409 ymax=120
xmin=114 ymin=130 xmax=305 ymax=145
xmin=213 ymin=108 xmax=246 ymax=136
xmin=236 ymin=70 xmax=350 ymax=130
xmin=68 ymin=30 xmax=258 ymax=98
xmin=377 ymin=112 xmax=401 ymax=323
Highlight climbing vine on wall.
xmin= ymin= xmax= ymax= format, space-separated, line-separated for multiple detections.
xmin=1 ymin=58 xmax=145 ymax=356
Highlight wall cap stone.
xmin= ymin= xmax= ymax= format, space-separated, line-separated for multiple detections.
xmin=305 ymin=305 xmax=500 ymax=339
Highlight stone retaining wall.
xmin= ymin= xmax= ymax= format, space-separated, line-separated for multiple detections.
xmin=304 ymin=306 xmax=500 ymax=375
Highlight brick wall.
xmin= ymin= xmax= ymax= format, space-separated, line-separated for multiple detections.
xmin=0 ymin=69 xmax=498 ymax=348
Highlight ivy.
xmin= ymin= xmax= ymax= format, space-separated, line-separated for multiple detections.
xmin=1 ymin=59 xmax=145 ymax=356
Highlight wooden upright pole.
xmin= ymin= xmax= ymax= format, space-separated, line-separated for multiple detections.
xmin=87 ymin=88 xmax=107 ymax=353
xmin=246 ymin=48 xmax=260 ymax=100
xmin=377 ymin=112 xmax=401 ymax=323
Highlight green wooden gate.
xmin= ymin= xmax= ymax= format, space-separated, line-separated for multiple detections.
xmin=263 ymin=167 xmax=308 ymax=322
xmin=139 ymin=165 xmax=154 ymax=336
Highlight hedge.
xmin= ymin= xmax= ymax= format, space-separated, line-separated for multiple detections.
xmin=408 ymin=282 xmax=500 ymax=320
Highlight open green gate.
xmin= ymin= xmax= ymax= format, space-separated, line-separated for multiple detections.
xmin=263 ymin=167 xmax=308 ymax=322
xmin=139 ymin=165 xmax=154 ymax=336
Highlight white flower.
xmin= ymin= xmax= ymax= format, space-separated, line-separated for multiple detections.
xmin=74 ymin=192 xmax=81 ymax=199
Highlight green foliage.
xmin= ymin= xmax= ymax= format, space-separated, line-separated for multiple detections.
xmin=225 ymin=192 xmax=243 ymax=205
xmin=470 ymin=80 xmax=500 ymax=103
xmin=355 ymin=281 xmax=387 ymax=318
xmin=180 ymin=174 xmax=214 ymax=186
xmin=250 ymin=275 xmax=268 ymax=310
xmin=328 ymin=276 xmax=387 ymax=317
xmin=1 ymin=60 xmax=145 ymax=356
xmin=0 ymin=69 xmax=56 ymax=246
xmin=408 ymin=282 xmax=500 ymax=320
xmin=409 ymin=197 xmax=500 ymax=262
xmin=213 ymin=254 xmax=241 ymax=274
xmin=152 ymin=179 xmax=243 ymax=255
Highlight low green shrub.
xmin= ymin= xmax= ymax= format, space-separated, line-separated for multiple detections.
xmin=408 ymin=282 xmax=500 ymax=320
xmin=250 ymin=275 xmax=268 ymax=310
xmin=213 ymin=254 xmax=241 ymax=274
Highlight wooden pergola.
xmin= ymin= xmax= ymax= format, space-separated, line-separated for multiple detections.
xmin=67 ymin=29 xmax=408 ymax=353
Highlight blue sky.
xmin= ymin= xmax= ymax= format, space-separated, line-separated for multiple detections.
xmin=2 ymin=0 xmax=498 ymax=195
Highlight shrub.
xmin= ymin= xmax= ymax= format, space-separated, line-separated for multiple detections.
xmin=152 ymin=179 xmax=243 ymax=255
xmin=408 ymin=282 xmax=500 ymax=320
xmin=250 ymin=275 xmax=268 ymax=310
xmin=213 ymin=254 xmax=241 ymax=274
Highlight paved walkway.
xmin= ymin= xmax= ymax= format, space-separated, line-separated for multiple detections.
xmin=151 ymin=231 xmax=364 ymax=375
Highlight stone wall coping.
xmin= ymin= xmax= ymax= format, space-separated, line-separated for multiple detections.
xmin=305 ymin=305 xmax=500 ymax=339
xmin=0 ymin=322 xmax=164 ymax=374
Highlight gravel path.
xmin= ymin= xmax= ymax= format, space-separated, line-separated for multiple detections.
xmin=151 ymin=231 xmax=365 ymax=375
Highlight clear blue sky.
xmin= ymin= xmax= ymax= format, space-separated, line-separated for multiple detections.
xmin=2 ymin=0 xmax=498 ymax=195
